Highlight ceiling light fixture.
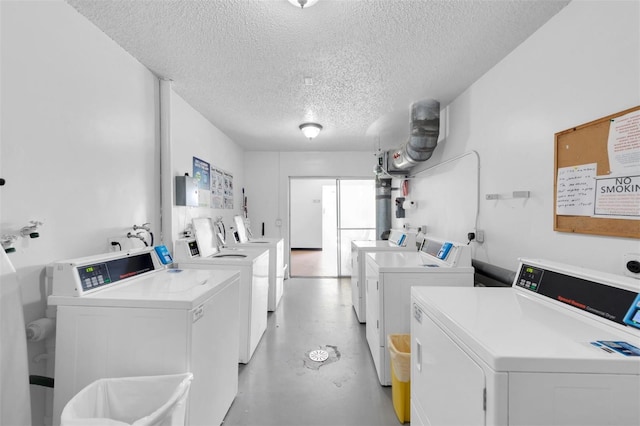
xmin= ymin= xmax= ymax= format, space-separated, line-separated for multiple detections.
xmin=299 ymin=122 xmax=323 ymax=140
xmin=288 ymin=0 xmax=319 ymax=9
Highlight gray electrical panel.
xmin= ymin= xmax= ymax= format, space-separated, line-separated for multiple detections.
xmin=175 ymin=175 xmax=198 ymax=206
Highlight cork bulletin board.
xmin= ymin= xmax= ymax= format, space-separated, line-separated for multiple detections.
xmin=554 ymin=105 xmax=640 ymax=239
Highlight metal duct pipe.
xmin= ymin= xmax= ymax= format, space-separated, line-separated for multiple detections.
xmin=388 ymin=99 xmax=440 ymax=172
xmin=375 ymin=177 xmax=392 ymax=240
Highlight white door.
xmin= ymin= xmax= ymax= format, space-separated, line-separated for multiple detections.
xmin=365 ymin=261 xmax=382 ymax=382
xmin=412 ymin=306 xmax=486 ymax=425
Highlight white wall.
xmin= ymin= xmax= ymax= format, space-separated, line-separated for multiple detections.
xmin=395 ymin=0 xmax=640 ymax=274
xmin=165 ymin=87 xmax=245 ymax=250
xmin=1 ymin=1 xmax=159 ymax=424
xmin=394 ymin=151 xmax=479 ymax=243
xmin=290 ymin=179 xmax=334 ymax=248
xmin=244 ymin=152 xmax=376 ymax=257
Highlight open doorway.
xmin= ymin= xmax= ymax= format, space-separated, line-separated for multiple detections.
xmin=289 ymin=177 xmax=375 ymax=277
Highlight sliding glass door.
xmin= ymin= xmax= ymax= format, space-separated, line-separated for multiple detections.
xmin=337 ymin=179 xmax=376 ymax=276
xmin=289 ymin=177 xmax=375 ymax=277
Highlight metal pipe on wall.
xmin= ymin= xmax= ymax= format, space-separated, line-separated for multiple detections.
xmin=159 ymin=79 xmax=173 ymax=250
xmin=375 ymin=177 xmax=392 ymax=239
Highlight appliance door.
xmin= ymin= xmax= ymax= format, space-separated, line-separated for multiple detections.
xmin=352 ymin=247 xmax=367 ymax=323
xmin=189 ymin=278 xmax=239 ymax=426
xmin=412 ymin=302 xmax=486 ymax=426
xmin=272 ymin=239 xmax=284 ymax=311
xmin=350 ymin=245 xmax=360 ymax=319
xmin=365 ymin=260 xmax=382 ymax=383
xmin=246 ymin=255 xmax=269 ymax=363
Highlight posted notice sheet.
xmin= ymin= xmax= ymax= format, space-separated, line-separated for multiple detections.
xmin=556 ymin=163 xmax=597 ymax=216
xmin=608 ymin=109 xmax=640 ymax=174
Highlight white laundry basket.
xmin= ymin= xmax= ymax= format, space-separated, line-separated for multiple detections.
xmin=60 ymin=373 xmax=193 ymax=426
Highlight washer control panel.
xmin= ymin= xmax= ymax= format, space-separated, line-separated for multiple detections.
xmin=50 ymin=247 xmax=165 ymax=297
xmin=77 ymin=263 xmax=112 ymax=291
xmin=76 ymin=252 xmax=155 ymax=293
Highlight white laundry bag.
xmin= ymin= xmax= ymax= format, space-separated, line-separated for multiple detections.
xmin=61 ymin=373 xmax=193 ymax=426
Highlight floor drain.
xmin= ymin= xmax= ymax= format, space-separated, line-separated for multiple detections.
xmin=308 ymin=349 xmax=329 ymax=362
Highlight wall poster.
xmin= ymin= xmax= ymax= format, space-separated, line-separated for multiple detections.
xmin=192 ymin=157 xmax=210 ymax=207
xmin=211 ymin=166 xmax=234 ymax=209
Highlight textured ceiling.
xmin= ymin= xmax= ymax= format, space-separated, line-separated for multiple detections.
xmin=66 ymin=0 xmax=570 ymax=152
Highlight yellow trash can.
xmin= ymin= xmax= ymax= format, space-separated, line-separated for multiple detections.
xmin=388 ymin=334 xmax=411 ymax=424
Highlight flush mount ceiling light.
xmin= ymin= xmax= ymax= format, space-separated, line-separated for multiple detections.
xmin=299 ymin=122 xmax=323 ymax=140
xmin=288 ymin=0 xmax=319 ymax=9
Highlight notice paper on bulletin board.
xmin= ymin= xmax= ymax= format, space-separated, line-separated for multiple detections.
xmin=594 ymin=110 xmax=640 ymax=219
xmin=554 ymin=106 xmax=640 ymax=238
xmin=556 ymin=163 xmax=597 ymax=216
xmin=594 ymin=175 xmax=640 ymax=218
xmin=607 ymin=110 xmax=640 ymax=174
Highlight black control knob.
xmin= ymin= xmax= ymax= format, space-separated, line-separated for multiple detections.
xmin=626 ymin=260 xmax=640 ymax=274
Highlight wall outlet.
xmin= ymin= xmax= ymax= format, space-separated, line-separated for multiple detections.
xmin=471 ymin=229 xmax=484 ymax=243
xmin=624 ymin=253 xmax=640 ymax=279
xmin=107 ymin=237 xmax=129 ymax=252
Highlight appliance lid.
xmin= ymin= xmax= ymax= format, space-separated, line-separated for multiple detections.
xmin=412 ymin=286 xmax=640 ymax=374
xmin=367 ymin=251 xmax=472 ymax=272
xmin=352 ymin=240 xmax=403 ymax=249
xmin=229 ymin=237 xmax=282 ymax=246
xmin=183 ymin=246 xmax=268 ymax=264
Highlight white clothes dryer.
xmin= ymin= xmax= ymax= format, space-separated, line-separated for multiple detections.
xmin=48 ymin=247 xmax=240 ymax=426
xmin=411 ymin=258 xmax=640 ymax=426
xmin=365 ymin=237 xmax=474 ymax=385
xmin=351 ymin=229 xmax=417 ymax=323
xmin=174 ymin=237 xmax=269 ymax=364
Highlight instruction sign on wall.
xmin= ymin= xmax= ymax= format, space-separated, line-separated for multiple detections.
xmin=191 ymin=157 xmax=234 ymax=209
xmin=193 ymin=157 xmax=210 ymax=207
xmin=594 ymin=175 xmax=640 ymax=218
xmin=211 ymin=166 xmax=233 ymax=209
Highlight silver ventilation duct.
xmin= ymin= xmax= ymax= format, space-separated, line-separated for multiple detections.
xmin=380 ymin=99 xmax=440 ymax=174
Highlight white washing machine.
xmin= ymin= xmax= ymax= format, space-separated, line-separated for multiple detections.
xmin=48 ymin=247 xmax=240 ymax=426
xmin=411 ymin=258 xmax=640 ymax=426
xmin=227 ymin=237 xmax=284 ymax=312
xmin=224 ymin=215 xmax=286 ymax=311
xmin=351 ymin=229 xmax=417 ymax=323
xmin=174 ymin=226 xmax=269 ymax=364
xmin=365 ymin=237 xmax=474 ymax=385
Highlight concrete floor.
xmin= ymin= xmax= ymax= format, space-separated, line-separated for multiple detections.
xmin=222 ymin=278 xmax=401 ymax=426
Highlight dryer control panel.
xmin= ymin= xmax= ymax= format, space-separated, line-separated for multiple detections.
xmin=515 ymin=260 xmax=640 ymax=330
